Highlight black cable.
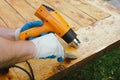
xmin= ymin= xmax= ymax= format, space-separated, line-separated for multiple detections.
xmin=25 ymin=61 xmax=35 ymax=80
xmin=12 ymin=65 xmax=33 ymax=80
xmin=0 ymin=61 xmax=34 ymax=80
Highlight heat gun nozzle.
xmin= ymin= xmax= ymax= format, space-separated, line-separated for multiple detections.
xmin=69 ymin=38 xmax=80 ymax=48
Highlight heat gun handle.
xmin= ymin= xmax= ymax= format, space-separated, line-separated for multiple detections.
xmin=19 ymin=24 xmax=52 ymax=40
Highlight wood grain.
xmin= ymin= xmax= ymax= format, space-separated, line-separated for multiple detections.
xmin=25 ymin=0 xmax=80 ymax=31
xmin=45 ymin=0 xmax=96 ymax=27
xmin=6 ymin=0 xmax=38 ymax=21
xmin=0 ymin=18 xmax=8 ymax=27
xmin=0 ymin=0 xmax=120 ymax=80
xmin=0 ymin=0 xmax=25 ymax=28
xmin=65 ymin=0 xmax=110 ymax=20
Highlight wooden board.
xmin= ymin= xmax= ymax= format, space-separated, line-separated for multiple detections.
xmin=6 ymin=0 xmax=38 ymax=21
xmin=0 ymin=0 xmax=25 ymax=29
xmin=45 ymin=0 xmax=97 ymax=27
xmin=25 ymin=0 xmax=80 ymax=31
xmin=65 ymin=0 xmax=110 ymax=20
xmin=0 ymin=17 xmax=8 ymax=28
xmin=0 ymin=0 xmax=120 ymax=80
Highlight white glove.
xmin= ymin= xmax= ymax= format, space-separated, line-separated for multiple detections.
xmin=31 ymin=33 xmax=64 ymax=62
xmin=15 ymin=21 xmax=64 ymax=62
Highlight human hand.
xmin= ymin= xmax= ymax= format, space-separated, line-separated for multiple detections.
xmin=15 ymin=21 xmax=64 ymax=62
xmin=15 ymin=20 xmax=43 ymax=40
xmin=31 ymin=33 xmax=64 ymax=62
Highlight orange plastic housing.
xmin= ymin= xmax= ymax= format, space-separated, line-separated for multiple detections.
xmin=19 ymin=5 xmax=70 ymax=40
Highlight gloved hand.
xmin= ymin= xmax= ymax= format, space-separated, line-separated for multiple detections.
xmin=15 ymin=21 xmax=43 ymax=40
xmin=31 ymin=33 xmax=64 ymax=62
xmin=15 ymin=21 xmax=64 ymax=62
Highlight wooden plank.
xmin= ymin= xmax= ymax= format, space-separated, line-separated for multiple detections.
xmin=0 ymin=0 xmax=25 ymax=28
xmin=65 ymin=0 xmax=110 ymax=20
xmin=44 ymin=0 xmax=96 ymax=27
xmin=25 ymin=0 xmax=44 ymax=8
xmin=0 ymin=68 xmax=18 ymax=80
xmin=0 ymin=18 xmax=8 ymax=27
xmin=87 ymin=0 xmax=120 ymax=15
xmin=0 ymin=0 xmax=120 ymax=80
xmin=0 ymin=0 xmax=8 ymax=8
xmin=5 ymin=0 xmax=38 ymax=21
xmin=25 ymin=0 xmax=80 ymax=31
xmin=9 ymin=0 xmax=79 ymax=79
xmin=13 ymin=15 xmax=120 ymax=80
xmin=10 ymin=0 xmax=120 ymax=80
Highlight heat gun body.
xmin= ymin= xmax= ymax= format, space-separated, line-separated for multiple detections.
xmin=19 ymin=4 xmax=80 ymax=48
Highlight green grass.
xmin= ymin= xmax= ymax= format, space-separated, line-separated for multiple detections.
xmin=62 ymin=46 xmax=120 ymax=80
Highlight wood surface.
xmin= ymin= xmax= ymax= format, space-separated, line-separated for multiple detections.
xmin=0 ymin=0 xmax=120 ymax=80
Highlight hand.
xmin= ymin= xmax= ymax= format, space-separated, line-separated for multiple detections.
xmin=15 ymin=21 xmax=64 ymax=62
xmin=31 ymin=33 xmax=64 ymax=62
xmin=15 ymin=20 xmax=43 ymax=40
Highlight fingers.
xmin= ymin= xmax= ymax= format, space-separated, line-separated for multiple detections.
xmin=31 ymin=33 xmax=65 ymax=62
xmin=57 ymin=56 xmax=63 ymax=62
xmin=20 ymin=20 xmax=43 ymax=32
xmin=56 ymin=41 xmax=64 ymax=62
xmin=57 ymin=48 xmax=64 ymax=62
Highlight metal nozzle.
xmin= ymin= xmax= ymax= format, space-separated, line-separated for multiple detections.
xmin=69 ymin=38 xmax=80 ymax=48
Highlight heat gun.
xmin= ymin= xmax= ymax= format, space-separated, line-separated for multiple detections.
xmin=19 ymin=4 xmax=80 ymax=48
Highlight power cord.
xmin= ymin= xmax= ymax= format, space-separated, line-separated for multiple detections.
xmin=25 ymin=61 xmax=35 ymax=80
xmin=0 ymin=61 xmax=35 ymax=80
xmin=13 ymin=65 xmax=33 ymax=80
xmin=12 ymin=61 xmax=35 ymax=80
